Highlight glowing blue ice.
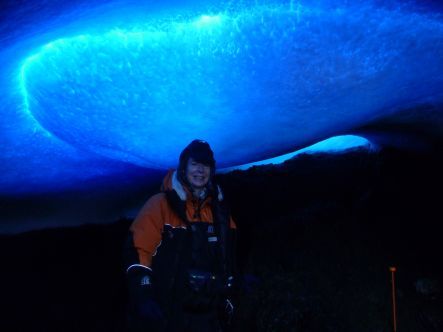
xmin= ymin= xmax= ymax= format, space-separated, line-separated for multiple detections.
xmin=221 ymin=135 xmax=378 ymax=171
xmin=18 ymin=3 xmax=443 ymax=170
xmin=1 ymin=0 xmax=443 ymax=195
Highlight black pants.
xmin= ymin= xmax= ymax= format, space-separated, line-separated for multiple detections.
xmin=127 ymin=307 xmax=224 ymax=332
xmin=172 ymin=310 xmax=222 ymax=332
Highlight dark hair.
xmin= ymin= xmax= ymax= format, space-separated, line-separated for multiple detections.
xmin=177 ymin=139 xmax=216 ymax=185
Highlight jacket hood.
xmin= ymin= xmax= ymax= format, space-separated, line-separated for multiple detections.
xmin=161 ymin=169 xmax=223 ymax=202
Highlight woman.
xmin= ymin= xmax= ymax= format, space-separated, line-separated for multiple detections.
xmin=125 ymin=140 xmax=237 ymax=331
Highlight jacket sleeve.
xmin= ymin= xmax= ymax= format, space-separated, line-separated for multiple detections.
xmin=125 ymin=193 xmax=166 ymax=272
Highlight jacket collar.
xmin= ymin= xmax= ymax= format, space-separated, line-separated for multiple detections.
xmin=164 ymin=170 xmax=224 ymax=202
xmin=172 ymin=170 xmax=187 ymax=201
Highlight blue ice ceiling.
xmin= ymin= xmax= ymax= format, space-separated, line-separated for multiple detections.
xmin=1 ymin=0 xmax=443 ymax=195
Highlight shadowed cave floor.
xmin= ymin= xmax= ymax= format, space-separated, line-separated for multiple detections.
xmin=1 ymin=147 xmax=442 ymax=331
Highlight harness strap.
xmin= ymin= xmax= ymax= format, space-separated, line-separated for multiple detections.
xmin=165 ymin=188 xmax=231 ymax=277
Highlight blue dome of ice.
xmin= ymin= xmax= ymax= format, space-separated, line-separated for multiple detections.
xmin=0 ymin=0 xmax=442 ymax=203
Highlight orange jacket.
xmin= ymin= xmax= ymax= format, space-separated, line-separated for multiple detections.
xmin=128 ymin=169 xmax=236 ymax=270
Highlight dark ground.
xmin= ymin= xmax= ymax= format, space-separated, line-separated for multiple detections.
xmin=1 ymin=147 xmax=442 ymax=331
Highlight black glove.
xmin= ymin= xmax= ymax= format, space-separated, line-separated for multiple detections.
xmin=127 ymin=266 xmax=164 ymax=322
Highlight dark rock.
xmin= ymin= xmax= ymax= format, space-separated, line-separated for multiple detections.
xmin=1 ymin=147 xmax=442 ymax=331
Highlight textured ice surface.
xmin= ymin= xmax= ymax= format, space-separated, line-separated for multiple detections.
xmin=1 ymin=0 xmax=443 ymax=195
xmin=221 ymin=135 xmax=378 ymax=171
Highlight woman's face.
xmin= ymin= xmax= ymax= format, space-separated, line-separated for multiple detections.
xmin=185 ymin=158 xmax=211 ymax=189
